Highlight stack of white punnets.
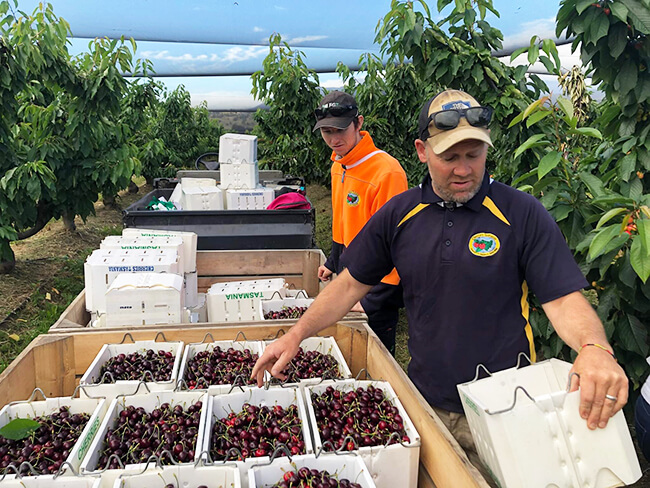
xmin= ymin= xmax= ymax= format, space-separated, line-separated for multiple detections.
xmin=218 ymin=133 xmax=274 ymax=209
xmin=206 ymin=278 xmax=287 ymax=322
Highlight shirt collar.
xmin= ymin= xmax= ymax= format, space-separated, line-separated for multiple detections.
xmin=419 ymin=172 xmax=491 ymax=212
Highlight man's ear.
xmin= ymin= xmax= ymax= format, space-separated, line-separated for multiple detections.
xmin=356 ymin=115 xmax=364 ymax=130
xmin=414 ymin=139 xmax=428 ymax=163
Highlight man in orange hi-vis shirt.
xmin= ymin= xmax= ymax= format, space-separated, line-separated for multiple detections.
xmin=313 ymin=91 xmax=408 ymax=355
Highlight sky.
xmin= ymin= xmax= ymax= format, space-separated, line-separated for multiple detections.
xmin=12 ymin=0 xmax=585 ymax=110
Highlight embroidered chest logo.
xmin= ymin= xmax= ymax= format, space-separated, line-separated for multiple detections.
xmin=346 ymin=191 xmax=360 ymax=207
xmin=469 ymin=233 xmax=500 ymax=257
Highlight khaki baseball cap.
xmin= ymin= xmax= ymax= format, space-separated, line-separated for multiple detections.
xmin=418 ymin=90 xmax=493 ymax=154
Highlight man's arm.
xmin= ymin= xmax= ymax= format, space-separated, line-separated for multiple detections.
xmin=542 ymin=290 xmax=628 ymax=430
xmin=251 ymin=269 xmax=373 ymax=386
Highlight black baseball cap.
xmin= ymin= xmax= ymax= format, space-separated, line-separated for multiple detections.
xmin=312 ymin=91 xmax=359 ymax=131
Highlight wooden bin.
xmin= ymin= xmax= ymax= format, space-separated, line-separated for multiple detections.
xmin=50 ymin=249 xmax=364 ymax=333
xmin=1 ymin=322 xmax=489 ymax=487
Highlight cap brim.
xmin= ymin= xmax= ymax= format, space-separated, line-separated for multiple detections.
xmin=313 ymin=115 xmax=355 ymax=132
xmin=429 ymin=127 xmax=493 ymax=155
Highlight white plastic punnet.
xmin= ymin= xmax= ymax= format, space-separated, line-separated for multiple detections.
xmin=181 ymin=186 xmax=224 ymax=211
xmin=79 ymin=340 xmax=184 ymax=399
xmin=104 ymin=273 xmax=185 ymax=326
xmin=457 ymin=358 xmax=642 ymax=488
xmin=0 ymin=477 xmax=102 ymax=487
xmin=305 ymin=380 xmax=421 ymax=488
xmin=225 ymin=187 xmax=274 ymax=209
xmin=206 ymin=279 xmax=286 ymax=322
xmin=247 ymin=453 xmax=377 ymax=488
xmin=80 ymin=391 xmax=207 ymax=474
xmin=177 ymin=339 xmax=265 ymax=392
xmin=99 ymin=235 xmax=186 ymax=273
xmin=0 ymin=394 xmax=108 ymax=479
xmin=260 ymin=297 xmax=314 ymax=321
xmin=219 ymin=133 xmax=258 ymax=164
xmin=121 ymin=229 xmax=197 ymax=273
xmin=201 ymin=386 xmax=313 ymax=485
xmin=113 ymin=464 xmax=241 ymax=488
xmin=84 ymin=250 xmax=180 ymax=315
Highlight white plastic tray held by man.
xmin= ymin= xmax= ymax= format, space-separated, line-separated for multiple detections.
xmin=0 ymin=477 xmax=102 ymax=487
xmin=457 ymin=358 xmax=642 ymax=488
xmin=247 ymin=453 xmax=376 ymax=488
xmin=113 ymin=464 xmax=241 ymax=488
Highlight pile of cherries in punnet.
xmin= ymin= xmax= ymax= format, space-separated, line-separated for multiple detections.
xmin=184 ymin=346 xmax=259 ymax=389
xmin=164 ymin=485 xmax=207 ymax=488
xmin=264 ymin=306 xmax=308 ymax=320
xmin=279 ymin=347 xmax=342 ymax=383
xmin=271 ymin=467 xmax=362 ymax=488
xmin=97 ymin=349 xmax=175 ymax=383
xmin=312 ymin=384 xmax=410 ymax=451
xmin=0 ymin=406 xmax=90 ymax=475
xmin=210 ymin=403 xmax=305 ymax=461
xmin=97 ymin=401 xmax=202 ymax=469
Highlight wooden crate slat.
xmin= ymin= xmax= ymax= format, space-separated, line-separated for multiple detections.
xmin=196 ymin=250 xmax=310 ymax=275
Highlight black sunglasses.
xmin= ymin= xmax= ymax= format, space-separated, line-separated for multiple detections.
xmin=422 ymin=106 xmax=493 ymax=139
xmin=314 ymin=103 xmax=358 ymax=120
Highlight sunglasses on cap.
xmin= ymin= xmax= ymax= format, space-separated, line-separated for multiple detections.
xmin=314 ymin=103 xmax=358 ymax=120
xmin=421 ymin=106 xmax=493 ymax=139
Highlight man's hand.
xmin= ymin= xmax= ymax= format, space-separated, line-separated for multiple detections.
xmin=350 ymin=301 xmax=365 ymax=313
xmin=318 ymin=265 xmax=333 ymax=282
xmin=251 ymin=332 xmax=301 ymax=387
xmin=568 ymin=346 xmax=628 ymax=430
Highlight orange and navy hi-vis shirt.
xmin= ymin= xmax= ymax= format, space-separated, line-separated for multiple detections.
xmin=325 ymin=131 xmax=408 ymax=285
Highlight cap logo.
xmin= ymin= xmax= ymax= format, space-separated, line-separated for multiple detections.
xmin=469 ymin=233 xmax=500 ymax=257
xmin=346 ymin=191 xmax=360 ymax=207
xmin=441 ymin=100 xmax=471 ymax=111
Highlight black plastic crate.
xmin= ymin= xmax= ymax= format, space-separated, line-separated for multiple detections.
xmin=122 ymin=189 xmax=316 ymax=250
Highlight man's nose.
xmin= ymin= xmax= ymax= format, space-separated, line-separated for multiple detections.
xmin=453 ymin=158 xmax=472 ymax=176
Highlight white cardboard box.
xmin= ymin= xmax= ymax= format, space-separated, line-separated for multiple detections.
xmin=79 ymin=340 xmax=184 ymax=399
xmin=225 ymin=187 xmax=274 ymax=210
xmin=181 ymin=186 xmax=224 ymax=211
xmin=305 ymin=380 xmax=421 ymax=488
xmin=121 ymin=229 xmax=197 ymax=273
xmin=457 ymin=358 xmax=642 ymax=488
xmin=100 ymin=235 xmax=186 ymax=274
xmin=105 ymin=273 xmax=185 ymax=326
xmin=206 ymin=279 xmax=287 ymax=322
xmin=84 ymin=251 xmax=180 ymax=315
xmin=180 ymin=177 xmax=217 ymax=188
xmin=247 ymin=453 xmax=376 ymax=488
xmin=219 ymin=133 xmax=258 ymax=164
xmin=0 ymin=477 xmax=102 ymax=487
xmin=219 ymin=163 xmax=259 ymax=190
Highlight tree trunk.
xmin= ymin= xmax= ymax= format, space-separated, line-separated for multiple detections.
xmin=62 ymin=212 xmax=76 ymax=231
xmin=0 ymin=239 xmax=15 ymax=274
xmin=103 ymin=194 xmax=117 ymax=208
xmin=128 ymin=181 xmax=139 ymax=194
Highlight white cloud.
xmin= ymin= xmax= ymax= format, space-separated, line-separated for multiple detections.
xmin=287 ymin=35 xmax=328 ymax=45
xmin=140 ymin=45 xmax=267 ymax=72
xmin=274 ymin=5 xmax=287 ymax=10
xmin=253 ymin=26 xmax=265 ymax=32
xmin=502 ymin=17 xmax=557 ymax=50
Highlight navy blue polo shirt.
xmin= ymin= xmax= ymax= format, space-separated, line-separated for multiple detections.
xmin=341 ymin=172 xmax=588 ymax=412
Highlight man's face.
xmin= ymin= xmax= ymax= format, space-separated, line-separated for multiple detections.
xmin=320 ymin=119 xmax=362 ymax=158
xmin=415 ymin=138 xmax=488 ymax=203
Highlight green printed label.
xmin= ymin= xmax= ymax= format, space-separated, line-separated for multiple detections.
xmin=119 ymin=245 xmax=160 ymax=250
xmin=225 ymin=292 xmax=263 ymax=300
xmin=462 ymin=394 xmax=480 ymax=416
xmin=77 ymin=416 xmax=100 ymax=461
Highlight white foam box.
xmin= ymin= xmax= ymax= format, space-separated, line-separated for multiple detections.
xmin=201 ymin=386 xmax=313 ymax=486
xmin=248 ymin=453 xmax=376 ymax=488
xmin=206 ymin=278 xmax=287 ymax=322
xmin=264 ymin=336 xmax=352 ymax=389
xmin=104 ymin=273 xmax=185 ymax=326
xmin=100 ymin=235 xmax=186 ymax=274
xmin=225 ymin=187 xmax=274 ymax=210
xmin=0 ymin=477 xmax=102 ymax=487
xmin=121 ymin=229 xmax=197 ymax=273
xmin=305 ymin=380 xmax=421 ymax=488
xmin=183 ymin=270 xmax=198 ymax=309
xmin=0 ymin=396 xmax=108 ymax=479
xmin=177 ymin=340 xmax=266 ymax=392
xmin=457 ymin=358 xmax=642 ymax=488
xmin=79 ymin=340 xmax=184 ymax=399
xmin=219 ymin=163 xmax=259 ymax=191
xmin=219 ymin=133 xmax=258 ymax=164
xmin=113 ymin=464 xmax=241 ymax=488
xmin=180 ymin=177 xmax=217 ymax=188
xmin=181 ymin=186 xmax=224 ymax=211
xmin=260 ymin=297 xmax=314 ymax=321
xmin=80 ymin=391 xmax=208 ymax=474
xmin=84 ymin=251 xmax=180 ymax=315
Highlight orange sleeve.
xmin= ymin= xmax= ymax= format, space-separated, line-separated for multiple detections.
xmin=371 ymin=170 xmax=409 ymax=215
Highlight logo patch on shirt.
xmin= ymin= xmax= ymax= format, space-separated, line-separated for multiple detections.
xmin=469 ymin=233 xmax=500 ymax=257
xmin=346 ymin=191 xmax=360 ymax=207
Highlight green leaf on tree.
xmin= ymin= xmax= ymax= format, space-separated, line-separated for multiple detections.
xmin=538 ymin=151 xmax=563 ymax=179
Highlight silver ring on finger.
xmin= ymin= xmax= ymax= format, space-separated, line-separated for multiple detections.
xmin=605 ymin=394 xmax=617 ymax=402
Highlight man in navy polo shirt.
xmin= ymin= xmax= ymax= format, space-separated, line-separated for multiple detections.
xmin=252 ymin=89 xmax=628 ymax=477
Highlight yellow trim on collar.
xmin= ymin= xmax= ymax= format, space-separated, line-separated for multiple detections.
xmin=482 ymin=196 xmax=511 ymax=226
xmin=398 ymin=203 xmax=430 ymax=227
